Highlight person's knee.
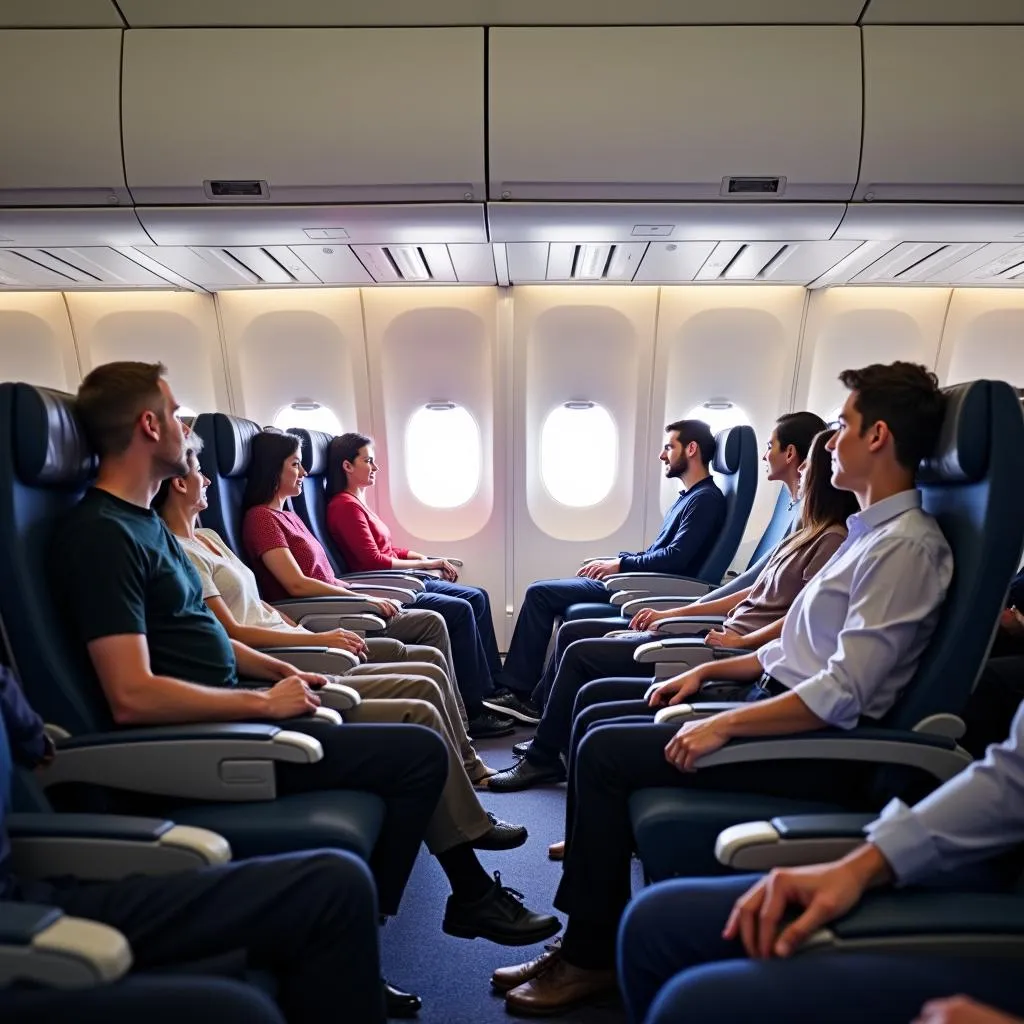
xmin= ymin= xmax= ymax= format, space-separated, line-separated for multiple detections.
xmin=400 ymin=697 xmax=446 ymax=733
xmin=573 ymin=679 xmax=611 ymax=719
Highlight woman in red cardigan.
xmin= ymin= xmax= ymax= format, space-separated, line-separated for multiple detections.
xmin=326 ymin=433 xmax=539 ymax=725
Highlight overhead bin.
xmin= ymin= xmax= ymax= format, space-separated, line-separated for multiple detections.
xmin=0 ymin=210 xmax=152 ymax=249
xmin=122 ymin=28 xmax=486 ymax=205
xmin=488 ymin=27 xmax=862 ymax=202
xmin=858 ymin=27 xmax=1024 ymax=202
xmin=837 ymin=204 xmax=1024 ymax=243
xmin=487 ymin=203 xmax=848 ymax=243
xmin=136 ymin=204 xmax=488 ymax=246
xmin=0 ymin=30 xmax=129 ymax=206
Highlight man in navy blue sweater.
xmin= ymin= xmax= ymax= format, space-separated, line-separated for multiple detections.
xmin=0 ymin=666 xmax=386 ymax=1024
xmin=487 ymin=420 xmax=726 ymax=720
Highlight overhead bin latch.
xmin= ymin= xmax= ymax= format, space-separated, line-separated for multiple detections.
xmin=203 ymin=180 xmax=270 ymax=201
xmin=721 ymin=177 xmax=786 ymax=197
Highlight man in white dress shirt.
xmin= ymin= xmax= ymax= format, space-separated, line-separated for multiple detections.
xmin=495 ymin=361 xmax=956 ymax=1016
xmin=618 ymin=695 xmax=1024 ymax=1024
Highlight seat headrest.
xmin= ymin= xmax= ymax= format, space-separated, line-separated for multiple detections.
xmin=289 ymin=428 xmax=333 ymax=476
xmin=917 ymin=381 xmax=990 ymax=485
xmin=213 ymin=415 xmax=262 ymax=478
xmin=12 ymin=384 xmax=96 ymax=487
xmin=711 ymin=426 xmax=744 ymax=475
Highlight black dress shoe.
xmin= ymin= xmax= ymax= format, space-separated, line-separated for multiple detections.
xmin=384 ymin=979 xmax=421 ymax=1018
xmin=486 ymin=755 xmax=566 ymax=792
xmin=472 ymin=812 xmax=528 ymax=851
xmin=467 ymin=710 xmax=516 ymax=739
xmin=442 ymin=871 xmax=562 ymax=946
xmin=512 ymin=738 xmax=533 ymax=757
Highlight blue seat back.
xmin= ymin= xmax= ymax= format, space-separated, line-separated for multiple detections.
xmin=287 ymin=428 xmax=348 ymax=576
xmin=697 ymin=425 xmax=758 ymax=583
xmin=193 ymin=412 xmax=262 ymax=560
xmin=747 ymin=484 xmax=800 ymax=568
xmin=0 ymin=383 xmax=116 ymax=735
xmin=881 ymin=379 xmax=1024 ymax=732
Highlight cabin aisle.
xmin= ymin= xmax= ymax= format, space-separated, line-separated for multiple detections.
xmin=380 ymin=732 xmax=636 ymax=1023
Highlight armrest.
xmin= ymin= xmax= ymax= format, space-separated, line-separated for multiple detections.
xmin=8 ymin=813 xmax=232 ymax=880
xmin=259 ymin=645 xmax=359 ymax=674
xmin=657 ymin=616 xmax=725 ymax=635
xmin=653 ymin=700 xmax=745 ymax=723
xmin=297 ymin=613 xmax=387 ymax=635
xmin=41 ymin=725 xmax=322 ymax=803
xmin=339 ymin=573 xmax=426 ymax=592
xmin=715 ymin=813 xmax=876 ymax=870
xmin=604 ymin=574 xmax=714 ymax=598
xmin=318 ymin=680 xmax=361 ymax=712
xmin=0 ymin=903 xmax=131 ymax=988
xmin=804 ymin=891 xmax=1024 ymax=958
xmin=273 ymin=596 xmax=382 ymax=617
xmin=619 ymin=596 xmax=700 ymax=615
xmin=634 ymin=637 xmax=717 ymax=665
xmin=692 ymin=728 xmax=973 ymax=784
xmin=342 ymin=583 xmax=414 ymax=603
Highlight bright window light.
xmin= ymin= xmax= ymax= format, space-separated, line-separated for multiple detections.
xmin=406 ymin=403 xmax=482 ymax=509
xmin=272 ymin=402 xmax=343 ymax=435
xmin=684 ymin=401 xmax=752 ymax=437
xmin=176 ymin=405 xmax=197 ymax=423
xmin=541 ymin=402 xmax=617 ymax=508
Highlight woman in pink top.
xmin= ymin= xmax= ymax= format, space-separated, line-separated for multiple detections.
xmin=241 ymin=430 xmax=516 ymax=739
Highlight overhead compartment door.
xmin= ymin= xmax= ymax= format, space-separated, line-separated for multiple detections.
xmin=858 ymin=26 xmax=1024 ymax=202
xmin=0 ymin=30 xmax=128 ymax=206
xmin=122 ymin=28 xmax=486 ymax=205
xmin=488 ymin=27 xmax=862 ymax=202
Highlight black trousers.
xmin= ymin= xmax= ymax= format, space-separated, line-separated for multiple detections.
xmin=274 ymin=718 xmax=448 ymax=915
xmin=553 ymin=713 xmax=868 ymax=953
xmin=0 ymin=975 xmax=285 ymax=1024
xmin=19 ymin=850 xmax=384 ymax=1024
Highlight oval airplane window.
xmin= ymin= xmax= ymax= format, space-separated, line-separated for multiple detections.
xmin=541 ymin=402 xmax=617 ymax=508
xmin=406 ymin=403 xmax=482 ymax=509
xmin=684 ymin=401 xmax=752 ymax=438
xmin=176 ymin=405 xmax=198 ymax=431
xmin=272 ymin=401 xmax=343 ymax=435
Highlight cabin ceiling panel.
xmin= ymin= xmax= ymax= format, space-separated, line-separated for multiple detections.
xmin=0 ymin=0 xmax=123 ymax=27
xmin=862 ymin=0 xmax=1024 ymax=23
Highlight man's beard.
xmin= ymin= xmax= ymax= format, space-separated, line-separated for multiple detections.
xmin=665 ymin=455 xmax=688 ymax=479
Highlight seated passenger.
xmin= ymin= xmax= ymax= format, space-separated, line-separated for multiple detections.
xmin=522 ymin=410 xmax=828 ymax=710
xmin=325 ymin=430 xmax=526 ymax=725
xmin=499 ymin=419 xmax=727 ymax=703
xmin=242 ymin=430 xmax=515 ymax=739
xmin=52 ymin=361 xmax=559 ymax=956
xmin=0 ymin=663 xmax=385 ymax=1024
xmin=618 ymin=695 xmax=1024 ymax=1024
xmin=488 ymin=424 xmax=856 ymax=792
xmin=494 ymin=361 xmax=953 ymax=1015
xmin=155 ymin=436 xmax=497 ymax=790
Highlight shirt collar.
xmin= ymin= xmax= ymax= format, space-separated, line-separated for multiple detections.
xmin=679 ymin=476 xmax=714 ymax=498
xmin=846 ymin=488 xmax=921 ymax=538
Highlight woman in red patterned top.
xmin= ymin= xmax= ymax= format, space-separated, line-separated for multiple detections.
xmin=241 ymin=430 xmax=516 ymax=739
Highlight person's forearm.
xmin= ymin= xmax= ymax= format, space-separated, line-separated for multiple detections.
xmin=109 ymin=674 xmax=271 ymax=725
xmin=695 ymin=651 xmax=763 ymax=683
xmin=716 ymin=690 xmax=826 ymax=738
xmin=390 ymin=556 xmax=435 ymax=570
xmin=226 ymin=621 xmax=322 ymax=651
xmin=278 ymin=575 xmax=355 ymax=599
xmin=735 ymin=617 xmax=785 ymax=649
xmin=842 ymin=843 xmax=895 ymax=890
xmin=675 ymin=588 xmax=751 ymax=618
xmin=230 ymin=641 xmax=293 ymax=681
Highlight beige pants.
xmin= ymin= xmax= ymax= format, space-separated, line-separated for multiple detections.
xmin=340 ymin=679 xmax=492 ymax=854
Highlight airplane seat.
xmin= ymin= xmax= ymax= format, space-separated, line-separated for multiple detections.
xmin=287 ymin=427 xmax=349 ymax=575
xmin=628 ymin=380 xmax=1024 ymax=882
xmin=192 ymin=412 xmax=262 ymax=561
xmin=748 ymin=484 xmax=799 ymax=567
xmin=563 ymin=424 xmax=759 ymax=622
xmin=0 ymin=384 xmax=386 ymax=864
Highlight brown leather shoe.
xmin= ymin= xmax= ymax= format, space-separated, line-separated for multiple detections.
xmin=547 ymin=840 xmax=565 ymax=861
xmin=491 ymin=938 xmax=561 ymax=992
xmin=504 ymin=951 xmax=617 ymax=1016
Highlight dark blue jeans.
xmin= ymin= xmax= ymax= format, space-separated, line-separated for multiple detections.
xmin=412 ymin=588 xmax=497 ymax=713
xmin=422 ymin=578 xmax=503 ymax=676
xmin=502 ymin=577 xmax=609 ymax=695
xmin=620 ymin=875 xmax=1024 ymax=1024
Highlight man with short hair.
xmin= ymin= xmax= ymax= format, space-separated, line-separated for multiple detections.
xmin=486 ymin=419 xmax=727 ymax=723
xmin=51 ymin=362 xmax=560 ymax=968
xmin=488 ymin=411 xmax=826 ymax=792
xmin=495 ymin=362 xmax=955 ymax=1016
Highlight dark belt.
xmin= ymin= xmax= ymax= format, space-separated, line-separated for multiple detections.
xmin=745 ymin=673 xmax=789 ymax=702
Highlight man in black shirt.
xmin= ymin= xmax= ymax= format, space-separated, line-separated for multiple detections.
xmin=51 ymin=361 xmax=558 ymax=963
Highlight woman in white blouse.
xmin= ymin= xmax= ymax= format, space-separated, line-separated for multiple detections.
xmin=154 ymin=435 xmax=497 ymax=790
